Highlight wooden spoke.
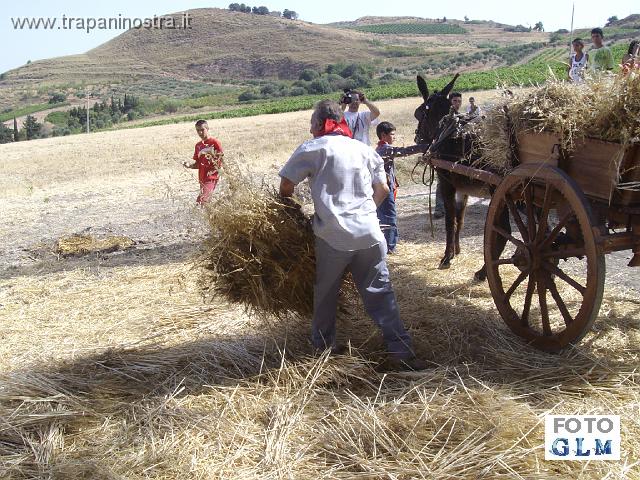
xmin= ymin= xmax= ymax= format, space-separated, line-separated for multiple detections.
xmin=520 ymin=274 xmax=535 ymax=327
xmin=505 ymin=270 xmax=528 ymax=301
xmin=539 ymin=210 xmax=574 ymax=251
xmin=545 ymin=264 xmax=586 ymax=295
xmin=537 ymin=276 xmax=552 ymax=336
xmin=484 ymin=164 xmax=605 ymax=351
xmin=505 ymin=196 xmax=529 ymax=240
xmin=547 ymin=274 xmax=574 ymax=327
xmin=525 ymin=184 xmax=537 ymax=242
xmin=542 ymin=248 xmax=586 ymax=259
xmin=534 ymin=184 xmax=553 ymax=244
xmin=492 ymin=258 xmax=516 ymax=266
xmin=492 ymin=225 xmax=526 ymax=249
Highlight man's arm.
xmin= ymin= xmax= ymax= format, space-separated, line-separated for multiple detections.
xmin=279 ymin=177 xmax=296 ymax=197
xmin=372 ymin=181 xmax=390 ymax=207
xmin=382 ymin=144 xmax=430 ymax=159
xmin=362 ymin=94 xmax=380 ymax=121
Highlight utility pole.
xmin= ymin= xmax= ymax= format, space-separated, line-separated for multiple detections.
xmin=569 ymin=2 xmax=575 ymax=57
xmin=86 ymin=88 xmax=90 ymax=134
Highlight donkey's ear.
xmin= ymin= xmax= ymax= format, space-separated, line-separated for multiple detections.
xmin=442 ymin=73 xmax=460 ymax=97
xmin=417 ymin=75 xmax=429 ymax=101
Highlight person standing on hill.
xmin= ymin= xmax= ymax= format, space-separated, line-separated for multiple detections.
xmin=589 ymin=28 xmax=614 ymax=72
xmin=279 ymin=99 xmax=426 ymax=371
xmin=183 ymin=119 xmax=223 ymax=204
xmin=568 ymin=38 xmax=589 ymax=82
xmin=340 ymin=89 xmax=381 ymax=146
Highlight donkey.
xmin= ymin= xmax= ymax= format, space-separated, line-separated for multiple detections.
xmin=413 ymin=74 xmax=511 ymax=281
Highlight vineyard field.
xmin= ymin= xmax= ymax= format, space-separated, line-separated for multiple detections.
xmin=124 ymin=61 xmax=569 ymax=131
xmin=353 ymin=23 xmax=468 ymax=35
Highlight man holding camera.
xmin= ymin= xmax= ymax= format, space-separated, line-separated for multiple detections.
xmin=340 ymin=89 xmax=380 ymax=146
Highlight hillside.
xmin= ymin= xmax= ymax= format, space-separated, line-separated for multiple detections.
xmin=1 ymin=9 xmax=638 ymax=140
xmin=2 ymin=8 xmax=383 ymax=87
xmin=0 ymin=9 xmax=547 ymax=107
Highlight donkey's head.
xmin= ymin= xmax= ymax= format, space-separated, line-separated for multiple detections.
xmin=414 ymin=73 xmax=460 ymax=144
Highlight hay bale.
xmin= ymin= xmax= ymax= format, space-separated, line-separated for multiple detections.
xmin=199 ymin=170 xmax=319 ymax=318
xmin=475 ymin=72 xmax=640 ymax=171
xmin=54 ymin=234 xmax=134 ymax=257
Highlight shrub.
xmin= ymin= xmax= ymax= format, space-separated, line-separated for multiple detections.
xmin=307 ymin=79 xmax=332 ymax=94
xmin=260 ymin=83 xmax=279 ymax=96
xmin=299 ymin=69 xmax=320 ymax=81
xmin=161 ymin=99 xmax=179 ymax=114
xmin=238 ymin=91 xmax=260 ymax=102
xmin=379 ymin=73 xmax=399 ymax=84
xmin=48 ymin=92 xmax=67 ymax=104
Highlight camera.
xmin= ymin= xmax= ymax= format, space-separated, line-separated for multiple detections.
xmin=340 ymin=89 xmax=363 ymax=105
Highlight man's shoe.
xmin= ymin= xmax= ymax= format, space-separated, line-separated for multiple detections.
xmin=394 ymin=357 xmax=429 ymax=371
xmin=312 ymin=344 xmax=348 ymax=356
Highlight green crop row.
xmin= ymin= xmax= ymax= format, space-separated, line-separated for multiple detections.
xmin=353 ymin=23 xmax=468 ymax=35
xmin=0 ymin=102 xmax=69 ymax=123
xmin=119 ymin=62 xmax=570 ymax=131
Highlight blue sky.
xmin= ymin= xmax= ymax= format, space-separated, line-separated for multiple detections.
xmin=1 ymin=0 xmax=636 ymax=74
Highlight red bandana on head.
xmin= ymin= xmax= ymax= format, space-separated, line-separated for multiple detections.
xmin=314 ymin=118 xmax=353 ymax=138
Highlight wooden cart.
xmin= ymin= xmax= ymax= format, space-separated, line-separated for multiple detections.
xmin=430 ymin=133 xmax=640 ymax=351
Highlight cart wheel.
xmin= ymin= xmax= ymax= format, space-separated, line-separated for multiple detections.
xmin=484 ymin=164 xmax=605 ymax=352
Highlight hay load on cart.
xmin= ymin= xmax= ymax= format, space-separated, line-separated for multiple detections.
xmin=466 ymin=73 xmax=640 ymax=351
xmin=476 ymin=73 xmax=640 ymax=201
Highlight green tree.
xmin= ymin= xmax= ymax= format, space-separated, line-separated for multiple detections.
xmin=606 ymin=15 xmax=618 ymax=26
xmin=48 ymin=92 xmax=66 ymax=104
xmin=0 ymin=123 xmax=13 ymax=143
xmin=299 ymin=69 xmax=319 ymax=81
xmin=23 ymin=115 xmax=42 ymax=140
xmin=283 ymin=9 xmax=298 ymax=20
xmin=13 ymin=117 xmax=19 ymax=142
xmin=534 ymin=21 xmax=544 ymax=32
xmin=308 ymin=79 xmax=331 ymax=94
xmin=228 ymin=3 xmax=241 ymax=11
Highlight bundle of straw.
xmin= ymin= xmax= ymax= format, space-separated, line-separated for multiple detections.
xmin=199 ymin=169 xmax=317 ymax=318
xmin=54 ymin=234 xmax=134 ymax=256
xmin=475 ymin=72 xmax=640 ymax=171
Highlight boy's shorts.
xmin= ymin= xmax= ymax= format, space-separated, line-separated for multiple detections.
xmin=197 ymin=179 xmax=218 ymax=204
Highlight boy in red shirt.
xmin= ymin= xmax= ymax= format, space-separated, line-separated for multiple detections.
xmin=182 ymin=119 xmax=223 ymax=204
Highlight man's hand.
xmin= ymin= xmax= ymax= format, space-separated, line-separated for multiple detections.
xmin=279 ymin=177 xmax=296 ymax=197
xmin=372 ymin=182 xmax=390 ymax=207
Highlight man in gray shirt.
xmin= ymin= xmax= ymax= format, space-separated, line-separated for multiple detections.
xmin=279 ymin=99 xmax=426 ymax=370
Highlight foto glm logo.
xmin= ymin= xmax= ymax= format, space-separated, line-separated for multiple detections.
xmin=545 ymin=415 xmax=620 ymax=460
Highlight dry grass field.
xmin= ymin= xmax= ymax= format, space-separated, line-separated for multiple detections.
xmin=1 ymin=93 xmax=639 ymax=478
